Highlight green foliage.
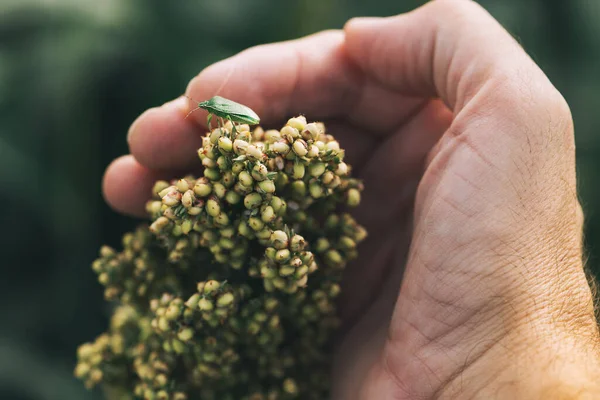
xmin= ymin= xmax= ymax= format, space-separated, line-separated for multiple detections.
xmin=76 ymin=116 xmax=366 ymax=398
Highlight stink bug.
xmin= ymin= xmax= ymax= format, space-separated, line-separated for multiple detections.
xmin=185 ymin=95 xmax=260 ymax=133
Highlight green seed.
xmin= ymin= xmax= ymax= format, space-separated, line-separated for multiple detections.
xmin=217 ymin=293 xmax=234 ymax=307
xmin=292 ymin=162 xmax=305 ymax=179
xmin=308 ymin=162 xmax=326 ymax=177
xmin=275 ymin=249 xmax=291 ymax=263
xmin=238 ymin=171 xmax=253 ymax=187
xmin=194 ymin=179 xmax=212 ymax=197
xmin=270 ymin=230 xmax=289 ymax=250
xmin=248 ymin=217 xmax=264 ymax=231
xmin=347 ymin=188 xmax=361 ymax=207
xmin=218 ymin=136 xmax=233 ymax=152
xmin=244 ymin=192 xmax=263 ymax=209
xmin=258 ymin=179 xmax=275 ymax=194
xmin=204 ymin=168 xmax=221 ymax=181
xmin=225 ymin=191 xmax=241 ymax=205
xmin=261 ymin=206 xmax=275 ymax=223
xmin=206 ymin=199 xmax=220 ymax=217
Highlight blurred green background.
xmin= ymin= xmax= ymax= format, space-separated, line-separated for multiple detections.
xmin=1 ymin=0 xmax=599 ymax=399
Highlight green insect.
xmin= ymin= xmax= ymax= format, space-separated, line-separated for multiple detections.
xmin=185 ymin=95 xmax=260 ymax=133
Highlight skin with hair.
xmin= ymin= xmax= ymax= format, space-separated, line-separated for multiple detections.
xmin=105 ymin=0 xmax=600 ymax=398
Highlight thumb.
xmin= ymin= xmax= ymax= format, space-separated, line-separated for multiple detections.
xmin=344 ymin=0 xmax=553 ymax=112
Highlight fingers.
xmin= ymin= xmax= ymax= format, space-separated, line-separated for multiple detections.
xmin=103 ymin=155 xmax=175 ymax=218
xmin=185 ymin=30 xmax=360 ymax=128
xmin=185 ymin=30 xmax=428 ymax=135
xmin=344 ymin=0 xmax=557 ymax=112
xmin=127 ymin=97 xmax=203 ymax=171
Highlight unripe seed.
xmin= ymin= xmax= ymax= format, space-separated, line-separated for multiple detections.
xmin=181 ymin=190 xmax=195 ymax=208
xmin=146 ymin=200 xmax=162 ymax=215
xmin=165 ymin=304 xmax=181 ymax=320
xmin=238 ymin=221 xmax=254 ymax=238
xmin=287 ymin=116 xmax=306 ymax=132
xmin=336 ymin=162 xmax=349 ymax=176
xmin=257 ymin=179 xmax=275 ymax=193
xmin=265 ymin=247 xmax=277 ymax=260
xmin=347 ymin=188 xmax=361 ymax=207
xmin=272 ymin=141 xmax=290 ymax=155
xmin=256 ymin=228 xmax=272 ymax=240
xmin=270 ymin=230 xmax=289 ymax=249
xmin=309 ymin=181 xmax=323 ymax=198
xmin=292 ymin=162 xmax=305 ymax=179
xmin=237 ymin=124 xmax=250 ymax=133
xmin=292 ymin=139 xmax=308 ymax=157
xmin=295 ymin=265 xmax=309 ymax=279
xmin=176 ymin=179 xmax=190 ymax=192
xmin=339 ymin=236 xmax=357 ymax=249
xmin=300 ymin=251 xmax=314 ymax=265
xmin=327 ymin=140 xmax=340 ymax=151
xmin=185 ymin=294 xmax=200 ymax=308
xmin=204 ymin=168 xmax=220 ymax=181
xmin=194 ymin=179 xmax=212 ymax=197
xmin=283 ymin=378 xmax=299 ymax=395
xmin=213 ymin=182 xmax=226 ymax=198
xmin=281 ymin=126 xmax=300 ymax=142
xmin=209 ymin=128 xmax=222 ymax=144
xmin=265 ymin=198 xmax=282 ymax=214
xmin=201 ymin=282 xmax=220 ymax=297
xmin=303 ymin=122 xmax=321 ymax=140
xmin=158 ymin=317 xmax=170 ymax=331
xmin=217 ymin=293 xmax=234 ymax=307
xmin=202 ymin=156 xmax=216 ymax=168
xmin=178 ymin=327 xmax=194 ymax=342
xmin=206 ymin=198 xmax=220 ymax=217
xmin=290 ymin=257 xmax=303 ymax=268
xmin=225 ymin=191 xmax=241 ymax=205
xmin=251 ymin=163 xmax=268 ymax=181
xmin=290 ymin=234 xmax=306 ymax=252
xmin=307 ymin=144 xmax=319 ymax=158
xmin=322 ymin=170 xmax=335 ymax=185
xmin=315 ymin=238 xmax=330 ymax=252
xmin=231 ymin=160 xmax=245 ymax=174
xmin=181 ymin=220 xmax=192 ymax=234
xmin=244 ymin=192 xmax=263 ymax=209
xmin=279 ymin=266 xmax=296 ymax=276
xmin=291 ymin=180 xmax=306 ymax=197
xmin=308 ymin=162 xmax=326 ymax=177
xmin=265 ymin=127 xmax=284 ymax=141
xmin=198 ymin=299 xmax=214 ymax=311
xmin=162 ymin=190 xmax=181 ymax=206
xmin=214 ymin=212 xmax=229 ymax=226
xmin=238 ymin=171 xmax=253 ymax=187
xmin=325 ymin=249 xmax=343 ymax=267
xmin=152 ymin=180 xmax=170 ymax=197
xmin=248 ymin=217 xmax=264 ymax=231
xmin=275 ymin=249 xmax=291 ymax=263
xmin=233 ymin=139 xmax=248 ymax=155
xmin=216 ymin=155 xmax=228 ymax=170
xmin=246 ymin=145 xmax=263 ymax=160
xmin=150 ymin=216 xmax=170 ymax=233
xmin=261 ymin=206 xmax=275 ymax=223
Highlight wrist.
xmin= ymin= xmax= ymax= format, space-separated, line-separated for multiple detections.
xmin=439 ymin=287 xmax=600 ymax=399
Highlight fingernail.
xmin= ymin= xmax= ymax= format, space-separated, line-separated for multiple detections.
xmin=127 ymin=111 xmax=147 ymax=144
xmin=345 ymin=16 xmax=384 ymax=31
xmin=127 ymin=97 xmax=189 ymax=143
xmin=164 ymin=96 xmax=190 ymax=117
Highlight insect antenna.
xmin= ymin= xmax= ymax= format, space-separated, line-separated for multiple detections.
xmin=184 ymin=95 xmax=203 ymax=119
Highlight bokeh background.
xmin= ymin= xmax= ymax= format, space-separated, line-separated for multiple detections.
xmin=1 ymin=0 xmax=599 ymax=399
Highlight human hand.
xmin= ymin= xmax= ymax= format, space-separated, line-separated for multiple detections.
xmin=103 ymin=0 xmax=600 ymax=398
